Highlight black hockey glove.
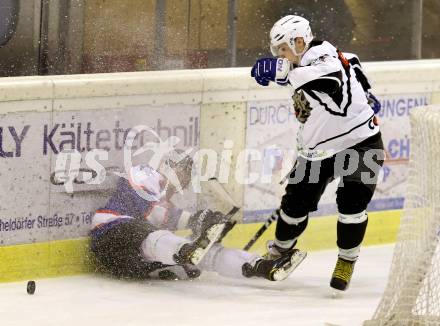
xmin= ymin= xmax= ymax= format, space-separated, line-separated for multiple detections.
xmin=188 ymin=209 xmax=227 ymax=237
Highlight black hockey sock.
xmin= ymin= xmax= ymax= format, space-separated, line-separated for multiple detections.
xmin=337 ymin=216 xmax=368 ymax=250
xmin=275 ymin=212 xmax=308 ymax=247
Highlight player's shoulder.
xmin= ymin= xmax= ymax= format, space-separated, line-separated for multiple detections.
xmin=301 ymin=40 xmax=338 ymax=66
xmin=342 ymin=52 xmax=363 ymax=69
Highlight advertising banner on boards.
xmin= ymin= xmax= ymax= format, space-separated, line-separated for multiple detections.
xmin=243 ymin=93 xmax=431 ymax=223
xmin=0 ymin=104 xmax=200 ymax=245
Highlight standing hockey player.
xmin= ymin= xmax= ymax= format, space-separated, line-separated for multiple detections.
xmin=250 ymin=15 xmax=384 ymax=291
xmin=90 ymin=151 xmax=305 ymax=282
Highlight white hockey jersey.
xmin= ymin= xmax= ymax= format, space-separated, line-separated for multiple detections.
xmin=288 ymin=40 xmax=378 ymax=160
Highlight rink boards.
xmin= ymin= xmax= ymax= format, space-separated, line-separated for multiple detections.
xmin=0 ymin=210 xmax=401 ymax=282
xmin=1 ymin=60 xmax=440 ymax=282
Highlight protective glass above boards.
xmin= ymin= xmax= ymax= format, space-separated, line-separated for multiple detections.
xmin=0 ymin=0 xmax=19 ymax=47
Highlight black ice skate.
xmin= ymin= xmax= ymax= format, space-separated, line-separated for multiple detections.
xmin=148 ymin=263 xmax=201 ymax=280
xmin=330 ymin=257 xmax=356 ymax=291
xmin=174 ymin=223 xmax=226 ymax=266
xmin=242 ymin=248 xmax=307 ymax=281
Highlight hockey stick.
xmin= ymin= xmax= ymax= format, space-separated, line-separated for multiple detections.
xmin=243 ymin=210 xmax=278 ymax=251
xmin=242 ymin=160 xmax=298 ymax=251
xmin=206 ymin=177 xmax=240 ymax=226
xmin=207 ymin=177 xmax=240 ymax=209
xmin=278 ymin=160 xmax=298 ymax=186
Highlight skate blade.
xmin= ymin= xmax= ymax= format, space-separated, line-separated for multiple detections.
xmin=330 ymin=282 xmax=350 ymax=295
xmin=190 ymin=223 xmax=226 ymax=265
xmin=331 ymin=289 xmax=344 ymax=299
xmin=272 ymin=250 xmax=307 ymax=281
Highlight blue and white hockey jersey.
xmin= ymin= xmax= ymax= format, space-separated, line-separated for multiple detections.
xmin=91 ymin=165 xmax=190 ymax=232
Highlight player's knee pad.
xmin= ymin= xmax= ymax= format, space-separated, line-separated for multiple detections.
xmin=336 ymin=182 xmax=373 ymax=214
xmin=141 ymin=229 xmax=192 ymax=266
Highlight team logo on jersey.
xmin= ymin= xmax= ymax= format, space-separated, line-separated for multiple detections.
xmin=292 ymin=90 xmax=312 ymax=123
xmin=311 ymin=55 xmax=329 ymax=65
xmin=276 ymin=58 xmax=284 ymax=72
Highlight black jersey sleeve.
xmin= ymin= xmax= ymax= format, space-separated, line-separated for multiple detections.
xmin=345 ymin=53 xmax=371 ymax=92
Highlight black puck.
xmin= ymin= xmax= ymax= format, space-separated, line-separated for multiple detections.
xmin=27 ymin=281 xmax=35 ymax=295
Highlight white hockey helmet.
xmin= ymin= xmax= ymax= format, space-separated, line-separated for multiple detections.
xmin=270 ymin=15 xmax=313 ymax=57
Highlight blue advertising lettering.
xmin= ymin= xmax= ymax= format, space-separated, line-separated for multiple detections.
xmin=387 ymin=137 xmax=410 ymax=159
xmin=378 ymin=96 xmax=429 ymax=118
xmin=0 ymin=125 xmax=30 ymax=158
xmin=1 ymin=117 xmax=198 ymax=159
xmin=249 ymin=104 xmax=296 ymax=126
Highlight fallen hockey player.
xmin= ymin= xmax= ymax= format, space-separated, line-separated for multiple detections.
xmin=90 ymin=152 xmax=306 ymax=281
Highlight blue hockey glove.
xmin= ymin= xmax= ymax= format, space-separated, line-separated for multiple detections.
xmin=366 ymin=91 xmax=381 ymax=114
xmin=251 ymin=58 xmax=290 ymax=86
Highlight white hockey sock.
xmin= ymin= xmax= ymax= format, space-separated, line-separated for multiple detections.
xmin=198 ymin=244 xmax=260 ymax=278
xmin=141 ymin=230 xmax=189 ymax=265
xmin=337 ymin=210 xmax=367 ymax=261
xmin=339 ymin=245 xmax=361 ymax=261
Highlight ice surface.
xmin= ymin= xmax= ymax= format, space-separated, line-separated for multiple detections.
xmin=0 ymin=244 xmax=393 ymax=326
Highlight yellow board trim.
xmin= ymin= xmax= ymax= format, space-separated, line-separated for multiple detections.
xmin=0 ymin=210 xmax=401 ymax=283
xmin=0 ymin=238 xmax=92 ymax=283
xmin=223 ymin=209 xmax=402 ymax=255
